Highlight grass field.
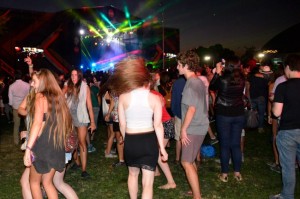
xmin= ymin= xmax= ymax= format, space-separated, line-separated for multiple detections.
xmin=0 ymin=116 xmax=299 ymax=199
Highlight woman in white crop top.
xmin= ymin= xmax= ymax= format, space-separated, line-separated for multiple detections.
xmin=107 ymin=56 xmax=168 ymax=199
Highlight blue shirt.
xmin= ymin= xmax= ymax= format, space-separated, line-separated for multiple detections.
xmin=171 ymin=76 xmax=186 ymax=119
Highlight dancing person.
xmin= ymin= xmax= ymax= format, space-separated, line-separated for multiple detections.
xmin=103 ymin=90 xmax=117 ymax=158
xmin=150 ymin=81 xmax=176 ymax=190
xmin=2 ymin=77 xmax=13 ymax=123
xmin=23 ymin=69 xmax=73 ymax=198
xmin=267 ymin=65 xmax=286 ymax=173
xmin=89 ymin=76 xmax=100 ymax=142
xmin=270 ymin=54 xmax=300 ymax=199
xmin=108 ymin=56 xmax=168 ymax=199
xmin=8 ymin=70 xmax=30 ymax=145
xmin=195 ymin=67 xmax=218 ymax=144
xmin=209 ymin=57 xmax=245 ymax=182
xmin=107 ymin=92 xmax=125 ymax=166
xmin=246 ymin=63 xmax=273 ymax=133
xmin=177 ymin=50 xmax=209 ymax=199
xmin=19 ymin=89 xmax=78 ymax=199
xmin=171 ymin=75 xmax=186 ymax=164
xmin=65 ymin=69 xmax=96 ymax=177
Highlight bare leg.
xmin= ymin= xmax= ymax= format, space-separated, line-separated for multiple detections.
xmin=20 ymin=167 xmax=33 ymax=199
xmin=181 ymin=161 xmax=201 ymax=199
xmin=115 ymin=132 xmax=124 ymax=161
xmin=158 ymin=139 xmax=176 ymax=189
xmin=141 ymin=169 xmax=155 ymax=199
xmin=77 ymin=126 xmax=88 ymax=172
xmin=29 ymin=165 xmax=43 ymax=199
xmin=106 ymin=124 xmax=113 ymax=143
xmin=105 ymin=131 xmax=116 ymax=155
xmin=53 ymin=169 xmax=78 ymax=199
xmin=196 ymin=152 xmax=201 ymax=162
xmin=128 ymin=167 xmax=140 ymax=199
xmin=41 ymin=168 xmax=58 ymax=199
xmin=207 ymin=125 xmax=216 ymax=139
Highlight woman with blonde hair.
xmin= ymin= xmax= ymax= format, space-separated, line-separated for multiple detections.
xmin=23 ymin=69 xmax=73 ymax=198
xmin=108 ymin=56 xmax=168 ymax=199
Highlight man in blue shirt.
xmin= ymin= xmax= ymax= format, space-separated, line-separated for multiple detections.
xmin=171 ymin=75 xmax=185 ymax=163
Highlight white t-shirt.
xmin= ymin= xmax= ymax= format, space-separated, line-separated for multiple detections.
xmin=272 ymin=75 xmax=287 ymax=93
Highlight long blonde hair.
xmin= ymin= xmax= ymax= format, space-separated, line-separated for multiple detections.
xmin=29 ymin=69 xmax=72 ymax=149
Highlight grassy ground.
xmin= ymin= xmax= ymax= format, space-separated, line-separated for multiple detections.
xmin=0 ymin=116 xmax=299 ymax=199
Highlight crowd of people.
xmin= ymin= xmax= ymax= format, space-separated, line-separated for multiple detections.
xmin=0 ymin=51 xmax=299 ymax=199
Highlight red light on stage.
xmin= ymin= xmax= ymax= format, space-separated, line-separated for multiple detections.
xmin=15 ymin=46 xmax=21 ymax=52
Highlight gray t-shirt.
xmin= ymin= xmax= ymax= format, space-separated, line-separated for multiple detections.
xmin=181 ymin=77 xmax=209 ymax=135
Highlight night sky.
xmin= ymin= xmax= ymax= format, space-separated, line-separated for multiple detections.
xmin=1 ymin=0 xmax=300 ymax=54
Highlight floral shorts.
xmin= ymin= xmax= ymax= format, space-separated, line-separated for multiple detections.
xmin=163 ymin=119 xmax=175 ymax=139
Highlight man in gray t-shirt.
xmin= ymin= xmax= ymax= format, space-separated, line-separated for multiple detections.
xmin=177 ymin=50 xmax=208 ymax=198
xmin=181 ymin=78 xmax=209 ymax=136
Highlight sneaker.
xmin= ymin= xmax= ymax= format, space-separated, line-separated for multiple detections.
xmin=269 ymin=194 xmax=283 ymax=199
xmin=110 ymin=148 xmax=117 ymax=154
xmin=267 ymin=162 xmax=277 ymax=167
xmin=105 ymin=153 xmax=117 ymax=158
xmin=70 ymin=163 xmax=81 ymax=170
xmin=270 ymin=164 xmax=281 ymax=174
xmin=210 ymin=138 xmax=219 ymax=145
xmin=81 ymin=171 xmax=90 ymax=178
xmin=113 ymin=161 xmax=126 ymax=167
xmin=88 ymin=144 xmax=96 ymax=153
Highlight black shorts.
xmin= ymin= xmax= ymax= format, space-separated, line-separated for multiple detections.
xmin=113 ymin=122 xmax=120 ymax=132
xmin=124 ymin=131 xmax=158 ymax=171
xmin=162 ymin=119 xmax=175 ymax=139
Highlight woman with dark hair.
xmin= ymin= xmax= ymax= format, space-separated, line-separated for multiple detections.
xmin=65 ymin=69 xmax=96 ymax=178
xmin=108 ymin=56 xmax=168 ymax=199
xmin=209 ymin=57 xmax=245 ymax=182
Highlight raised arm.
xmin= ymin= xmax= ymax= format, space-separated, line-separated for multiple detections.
xmin=24 ymin=56 xmax=34 ymax=77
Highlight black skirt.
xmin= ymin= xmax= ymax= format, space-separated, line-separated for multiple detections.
xmin=124 ymin=131 xmax=158 ymax=171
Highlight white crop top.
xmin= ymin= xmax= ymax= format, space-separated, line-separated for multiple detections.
xmin=125 ymin=89 xmax=153 ymax=129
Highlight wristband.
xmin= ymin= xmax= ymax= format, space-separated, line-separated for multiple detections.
xmin=28 ymin=65 xmax=33 ymax=68
xmin=26 ymin=146 xmax=32 ymax=151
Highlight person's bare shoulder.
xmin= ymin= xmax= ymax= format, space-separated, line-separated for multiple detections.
xmin=148 ymin=92 xmax=161 ymax=107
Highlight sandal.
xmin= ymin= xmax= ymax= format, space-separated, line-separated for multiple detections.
xmin=184 ymin=190 xmax=193 ymax=197
xmin=234 ymin=175 xmax=243 ymax=181
xmin=218 ymin=174 xmax=228 ymax=182
xmin=158 ymin=183 xmax=176 ymax=189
